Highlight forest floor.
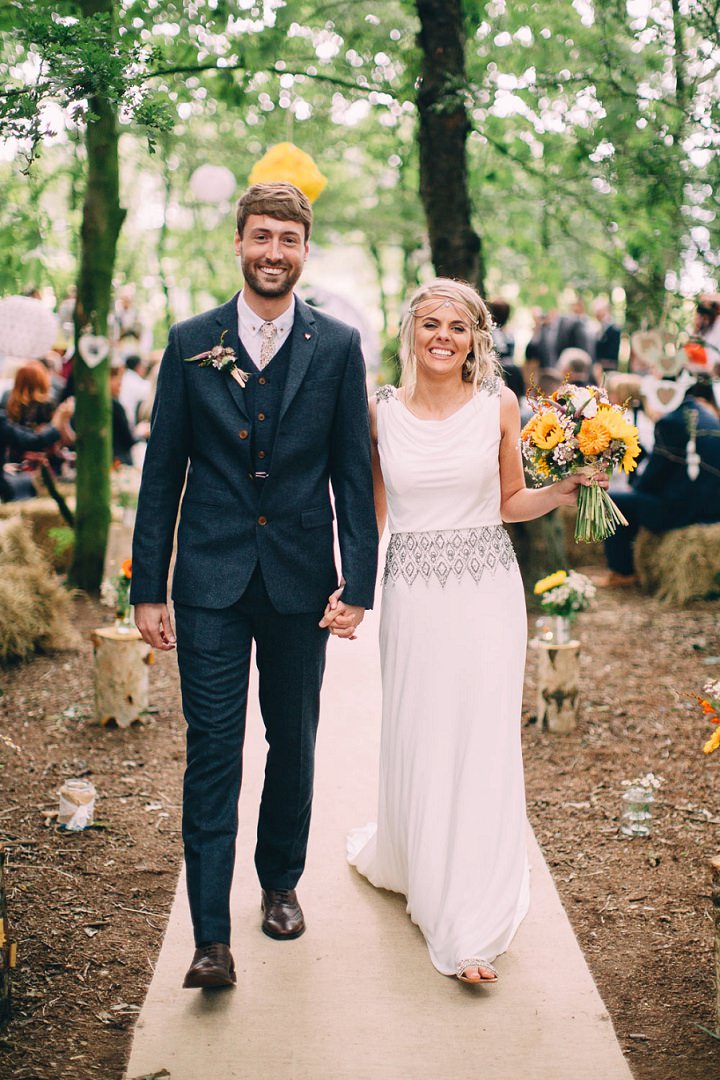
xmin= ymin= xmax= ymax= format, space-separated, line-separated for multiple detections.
xmin=0 ymin=580 xmax=719 ymax=1080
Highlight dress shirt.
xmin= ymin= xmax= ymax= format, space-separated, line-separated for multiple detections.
xmin=236 ymin=291 xmax=295 ymax=368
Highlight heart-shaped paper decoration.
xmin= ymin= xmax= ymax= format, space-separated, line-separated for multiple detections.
xmin=641 ymin=371 xmax=695 ymax=417
xmin=656 ymin=345 xmax=685 ymax=378
xmin=78 ymin=334 xmax=110 ymax=368
xmin=631 ymin=330 xmax=663 ymax=372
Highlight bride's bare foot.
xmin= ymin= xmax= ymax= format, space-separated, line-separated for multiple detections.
xmin=456 ymin=958 xmax=498 ymax=984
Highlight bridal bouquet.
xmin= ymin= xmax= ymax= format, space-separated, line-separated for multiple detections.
xmin=534 ymin=570 xmax=596 ymax=619
xmin=521 ymin=382 xmax=641 ymax=542
xmin=695 ymin=679 xmax=720 ymax=755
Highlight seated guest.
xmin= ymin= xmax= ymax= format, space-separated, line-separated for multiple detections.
xmin=110 ymin=364 xmax=136 ymax=466
xmin=4 ymin=362 xmax=56 ymax=463
xmin=0 ymin=400 xmax=73 ymax=502
xmin=601 ymin=377 xmax=720 ymax=586
xmin=557 ymin=347 xmax=592 ymax=387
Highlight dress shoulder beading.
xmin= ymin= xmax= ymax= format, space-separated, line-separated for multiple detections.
xmin=479 ymin=374 xmax=503 ymax=397
xmin=375 ymin=385 xmax=397 ymax=403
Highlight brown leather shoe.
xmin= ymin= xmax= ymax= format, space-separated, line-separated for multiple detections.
xmin=182 ymin=943 xmax=236 ymax=988
xmin=594 ymin=571 xmax=638 ymax=589
xmin=261 ymin=888 xmax=305 ymax=940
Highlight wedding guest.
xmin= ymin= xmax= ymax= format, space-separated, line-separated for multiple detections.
xmin=557 ymin=347 xmax=592 ymax=387
xmin=4 ymin=363 xmax=55 ymax=463
xmin=331 ymin=278 xmax=604 ymax=985
xmin=118 ymin=354 xmax=150 ymax=427
xmin=600 ymin=377 xmax=720 ymax=586
xmin=110 ymin=364 xmax=136 ymax=466
xmin=0 ymin=400 xmax=73 ymax=501
xmin=591 ymin=296 xmax=621 ymax=382
xmin=488 ymin=298 xmax=515 ymax=363
xmin=525 ymin=307 xmax=553 ymax=369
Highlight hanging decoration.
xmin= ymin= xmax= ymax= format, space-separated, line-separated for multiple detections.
xmin=248 ymin=142 xmax=327 ymax=203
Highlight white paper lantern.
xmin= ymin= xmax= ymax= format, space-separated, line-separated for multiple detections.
xmin=189 ymin=164 xmax=237 ymax=204
xmin=0 ymin=295 xmax=59 ymax=365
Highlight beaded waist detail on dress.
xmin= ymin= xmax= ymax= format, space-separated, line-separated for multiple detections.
xmin=383 ymin=525 xmax=518 ymax=588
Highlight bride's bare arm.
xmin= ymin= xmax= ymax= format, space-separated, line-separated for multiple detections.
xmin=369 ymin=396 xmax=387 ymax=538
xmin=498 ymin=387 xmax=604 ymax=522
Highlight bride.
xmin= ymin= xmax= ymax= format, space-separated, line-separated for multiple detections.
xmin=322 ymin=278 xmax=603 ymax=984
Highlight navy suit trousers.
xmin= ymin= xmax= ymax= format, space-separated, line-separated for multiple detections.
xmin=175 ymin=566 xmax=329 ymax=946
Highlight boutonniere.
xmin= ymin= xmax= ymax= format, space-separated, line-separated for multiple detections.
xmin=184 ymin=331 xmax=250 ymax=388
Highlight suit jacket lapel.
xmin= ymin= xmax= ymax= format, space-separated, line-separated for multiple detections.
xmin=279 ymin=299 xmax=318 ymax=424
xmin=214 ymin=295 xmax=250 ymax=422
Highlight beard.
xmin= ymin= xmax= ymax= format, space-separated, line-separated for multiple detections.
xmin=241 ymin=257 xmax=303 ymax=299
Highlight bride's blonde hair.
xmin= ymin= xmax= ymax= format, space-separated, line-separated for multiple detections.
xmin=398 ymin=278 xmax=499 ymax=394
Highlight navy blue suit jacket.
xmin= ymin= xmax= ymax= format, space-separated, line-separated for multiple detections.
xmin=131 ymin=295 xmax=378 ymax=613
xmin=634 ymin=398 xmax=720 ymax=530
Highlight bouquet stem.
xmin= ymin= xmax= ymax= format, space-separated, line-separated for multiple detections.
xmin=575 ymin=483 xmax=629 ymax=543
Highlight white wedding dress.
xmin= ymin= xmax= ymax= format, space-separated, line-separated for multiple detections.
xmin=347 ymin=380 xmax=530 ymax=976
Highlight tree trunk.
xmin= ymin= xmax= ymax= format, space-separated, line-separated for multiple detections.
xmin=70 ymin=0 xmax=126 ymax=593
xmin=415 ymin=0 xmax=485 ymax=292
xmin=535 ymin=641 xmax=581 ymax=733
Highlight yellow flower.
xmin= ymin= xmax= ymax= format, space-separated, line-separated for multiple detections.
xmin=577 ymin=416 xmax=612 ymax=457
xmin=534 ymin=570 xmax=568 ymax=595
xmin=536 ymin=458 xmax=551 ymax=477
xmin=703 ymin=727 xmax=720 ymax=754
xmin=248 ymin=142 xmax=328 ymax=203
xmin=532 ymin=413 xmax=565 ymax=450
xmin=622 ymin=435 xmax=641 ymax=473
xmin=521 ymin=415 xmax=539 ymax=442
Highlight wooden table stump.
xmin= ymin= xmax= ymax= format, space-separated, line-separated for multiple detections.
xmin=0 ymin=846 xmax=16 ymax=1030
xmin=711 ymin=854 xmax=720 ymax=1033
xmin=91 ymin=626 xmax=154 ymax=728
xmin=533 ymin=639 xmax=581 ymax=733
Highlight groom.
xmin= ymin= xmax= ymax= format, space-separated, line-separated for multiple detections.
xmin=131 ymin=182 xmax=378 ymax=988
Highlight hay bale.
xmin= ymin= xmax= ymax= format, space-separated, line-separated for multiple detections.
xmin=0 ymin=519 xmax=80 ymax=663
xmin=0 ymin=498 xmax=75 ymax=571
xmin=635 ymin=524 xmax=720 ymax=604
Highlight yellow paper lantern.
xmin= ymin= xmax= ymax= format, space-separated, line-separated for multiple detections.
xmin=248 ymin=142 xmax=327 ymax=203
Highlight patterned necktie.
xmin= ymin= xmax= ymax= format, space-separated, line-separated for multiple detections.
xmin=259 ymin=321 xmax=278 ymax=369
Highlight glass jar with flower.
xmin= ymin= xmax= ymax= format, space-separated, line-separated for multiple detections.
xmin=101 ymin=559 xmax=134 ymax=632
xmin=533 ymin=570 xmax=596 ymax=644
xmin=620 ymin=772 xmax=663 ymax=838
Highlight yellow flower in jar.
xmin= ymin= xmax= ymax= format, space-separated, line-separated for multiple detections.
xmin=534 ymin=570 xmax=568 ymax=595
xmin=532 ymin=412 xmax=564 ymax=450
xmin=577 ymin=416 xmax=612 ymax=456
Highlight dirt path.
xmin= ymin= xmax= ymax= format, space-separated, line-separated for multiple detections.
xmin=0 ymin=582 xmax=718 ymax=1080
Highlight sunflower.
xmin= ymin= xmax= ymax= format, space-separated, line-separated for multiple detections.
xmin=534 ymin=570 xmax=568 ymax=595
xmin=521 ymin=415 xmax=539 ymax=441
xmin=576 ymin=416 xmax=612 ymax=456
xmin=531 ymin=413 xmax=565 ymax=450
xmin=621 ymin=435 xmax=641 ymax=473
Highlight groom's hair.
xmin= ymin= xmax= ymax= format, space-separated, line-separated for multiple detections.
xmin=236 ymin=183 xmax=313 ymax=241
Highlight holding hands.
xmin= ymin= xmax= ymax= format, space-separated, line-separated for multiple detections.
xmin=319 ymin=583 xmax=365 ymax=640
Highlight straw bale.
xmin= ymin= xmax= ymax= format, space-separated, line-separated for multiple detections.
xmin=635 ymin=524 xmax=720 ymax=604
xmin=0 ymin=498 xmax=75 ymax=570
xmin=0 ymin=519 xmax=79 ymax=663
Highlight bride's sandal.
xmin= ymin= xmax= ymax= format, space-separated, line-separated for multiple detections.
xmin=456 ymin=958 xmax=498 ymax=985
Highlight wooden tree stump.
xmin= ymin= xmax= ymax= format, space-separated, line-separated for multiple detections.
xmin=0 ymin=846 xmax=17 ymax=1030
xmin=535 ymin=640 xmax=580 ymax=733
xmin=91 ymin=626 xmax=154 ymax=728
xmin=711 ymin=854 xmax=720 ymax=1033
